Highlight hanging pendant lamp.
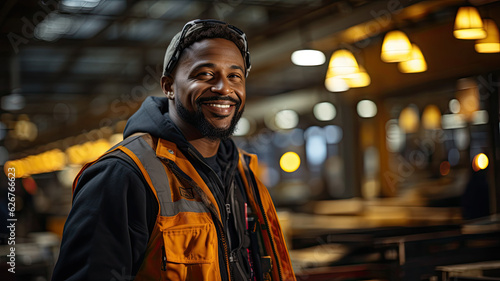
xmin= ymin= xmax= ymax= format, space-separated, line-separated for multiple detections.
xmin=343 ymin=66 xmax=371 ymax=88
xmin=422 ymin=104 xmax=442 ymax=130
xmin=399 ymin=105 xmax=420 ymax=134
xmin=453 ymin=6 xmax=486 ymax=40
xmin=327 ymin=49 xmax=359 ymax=76
xmin=381 ymin=30 xmax=412 ymax=63
xmin=398 ymin=44 xmax=427 ymax=73
xmin=325 ymin=69 xmax=349 ymax=92
xmin=475 ymin=19 xmax=500 ymax=53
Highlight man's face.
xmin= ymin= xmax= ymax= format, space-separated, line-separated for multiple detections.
xmin=168 ymin=38 xmax=246 ymax=140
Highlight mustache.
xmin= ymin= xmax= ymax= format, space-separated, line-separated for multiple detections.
xmin=196 ymin=96 xmax=240 ymax=105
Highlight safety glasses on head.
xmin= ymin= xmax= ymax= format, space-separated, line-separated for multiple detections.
xmin=163 ymin=19 xmax=251 ymax=77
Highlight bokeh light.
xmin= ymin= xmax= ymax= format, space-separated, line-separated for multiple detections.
xmin=275 ymin=109 xmax=299 ymax=130
xmin=324 ymin=125 xmax=343 ymax=144
xmin=440 ymin=161 xmax=451 ymax=176
xmin=422 ymin=104 xmax=441 ymax=130
xmin=356 ymin=100 xmax=377 ymax=118
xmin=472 ymin=153 xmax=489 ymax=171
xmin=305 ymin=127 xmax=327 ymax=167
xmin=449 ymin=99 xmax=460 ymax=114
xmin=291 ymin=49 xmax=326 ymax=66
xmin=234 ymin=117 xmax=251 ymax=136
xmin=280 ymin=152 xmax=301 ymax=173
xmin=399 ymin=105 xmax=419 ymax=133
xmin=313 ymin=102 xmax=336 ymax=121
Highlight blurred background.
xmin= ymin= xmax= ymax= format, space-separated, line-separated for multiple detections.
xmin=1 ymin=0 xmax=500 ymax=280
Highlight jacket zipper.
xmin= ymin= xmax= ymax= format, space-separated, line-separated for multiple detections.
xmin=257 ymin=192 xmax=283 ymax=280
xmin=161 ymin=246 xmax=167 ymax=271
xmin=160 ymin=150 xmax=233 ymax=281
xmin=187 ymin=148 xmax=237 ymax=281
xmin=225 ymin=203 xmax=235 ymax=281
xmin=242 ymin=156 xmax=284 ymax=281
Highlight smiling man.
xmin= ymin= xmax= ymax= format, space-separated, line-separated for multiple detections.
xmin=52 ymin=20 xmax=296 ymax=281
xmin=166 ymin=37 xmax=246 ymax=145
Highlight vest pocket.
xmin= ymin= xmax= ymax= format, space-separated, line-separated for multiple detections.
xmin=162 ymin=223 xmax=215 ymax=264
xmin=160 ymin=221 xmax=218 ymax=281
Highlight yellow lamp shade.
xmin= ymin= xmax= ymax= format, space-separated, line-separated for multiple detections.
xmin=422 ymin=104 xmax=441 ymax=130
xmin=343 ymin=66 xmax=371 ymax=88
xmin=381 ymin=30 xmax=412 ymax=62
xmin=327 ymin=49 xmax=359 ymax=75
xmin=398 ymin=44 xmax=427 ymax=73
xmin=399 ymin=105 xmax=420 ymax=133
xmin=475 ymin=19 xmax=500 ymax=53
xmin=325 ymin=74 xmax=349 ymax=92
xmin=453 ymin=6 xmax=486 ymax=40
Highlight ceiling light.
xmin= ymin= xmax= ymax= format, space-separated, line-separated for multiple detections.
xmin=325 ymin=74 xmax=349 ymax=92
xmin=275 ymin=109 xmax=299 ymax=130
xmin=399 ymin=105 xmax=420 ymax=133
xmin=397 ymin=44 xmax=427 ymax=73
xmin=475 ymin=19 xmax=500 ymax=53
xmin=62 ymin=0 xmax=101 ymax=9
xmin=386 ymin=119 xmax=405 ymax=152
xmin=422 ymin=104 xmax=441 ymax=130
xmin=313 ymin=102 xmax=337 ymax=121
xmin=381 ymin=30 xmax=412 ymax=63
xmin=449 ymin=99 xmax=461 ymax=114
xmin=291 ymin=49 xmax=326 ymax=66
xmin=472 ymin=110 xmax=488 ymax=125
xmin=327 ymin=49 xmax=359 ymax=75
xmin=34 ymin=13 xmax=73 ymax=41
xmin=453 ymin=6 xmax=486 ymax=40
xmin=357 ymin=100 xmax=377 ymax=118
xmin=342 ymin=65 xmax=371 ymax=88
xmin=442 ymin=114 xmax=466 ymax=130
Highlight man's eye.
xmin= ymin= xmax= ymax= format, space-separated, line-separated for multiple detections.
xmin=197 ymin=72 xmax=213 ymax=78
xmin=229 ymin=74 xmax=242 ymax=79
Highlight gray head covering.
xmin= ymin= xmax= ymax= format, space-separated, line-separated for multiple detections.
xmin=162 ymin=19 xmax=251 ymax=77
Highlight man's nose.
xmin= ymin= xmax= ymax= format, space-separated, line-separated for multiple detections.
xmin=211 ymin=77 xmax=233 ymax=95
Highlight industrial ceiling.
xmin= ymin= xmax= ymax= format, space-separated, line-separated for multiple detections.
xmin=1 ymin=0 xmax=500 ymax=158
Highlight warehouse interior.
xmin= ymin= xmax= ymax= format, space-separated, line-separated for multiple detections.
xmin=1 ymin=0 xmax=500 ymax=280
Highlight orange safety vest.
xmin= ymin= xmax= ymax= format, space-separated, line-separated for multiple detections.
xmin=74 ymin=134 xmax=296 ymax=281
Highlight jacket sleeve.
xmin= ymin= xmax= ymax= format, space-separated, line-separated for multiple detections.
xmin=52 ymin=157 xmax=157 ymax=281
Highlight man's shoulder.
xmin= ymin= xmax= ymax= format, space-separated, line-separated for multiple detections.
xmin=102 ymin=133 xmax=159 ymax=161
xmin=108 ymin=132 xmax=151 ymax=151
xmin=77 ymin=133 xmax=153 ymax=183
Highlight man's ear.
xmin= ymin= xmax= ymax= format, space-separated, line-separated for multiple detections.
xmin=161 ymin=75 xmax=173 ymax=95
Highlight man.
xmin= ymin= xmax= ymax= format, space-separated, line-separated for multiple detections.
xmin=52 ymin=19 xmax=296 ymax=281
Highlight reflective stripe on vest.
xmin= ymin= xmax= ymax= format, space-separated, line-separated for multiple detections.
xmin=116 ymin=135 xmax=208 ymax=217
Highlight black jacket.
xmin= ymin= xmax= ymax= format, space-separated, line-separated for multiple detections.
xmin=52 ymin=96 xmax=252 ymax=280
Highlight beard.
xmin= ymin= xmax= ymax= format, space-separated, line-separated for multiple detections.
xmin=176 ymin=96 xmax=244 ymax=140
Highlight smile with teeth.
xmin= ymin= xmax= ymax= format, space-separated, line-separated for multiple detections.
xmin=207 ymin=104 xmax=232 ymax=108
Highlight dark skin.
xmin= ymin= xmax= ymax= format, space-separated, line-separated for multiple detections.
xmin=161 ymin=38 xmax=246 ymax=158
